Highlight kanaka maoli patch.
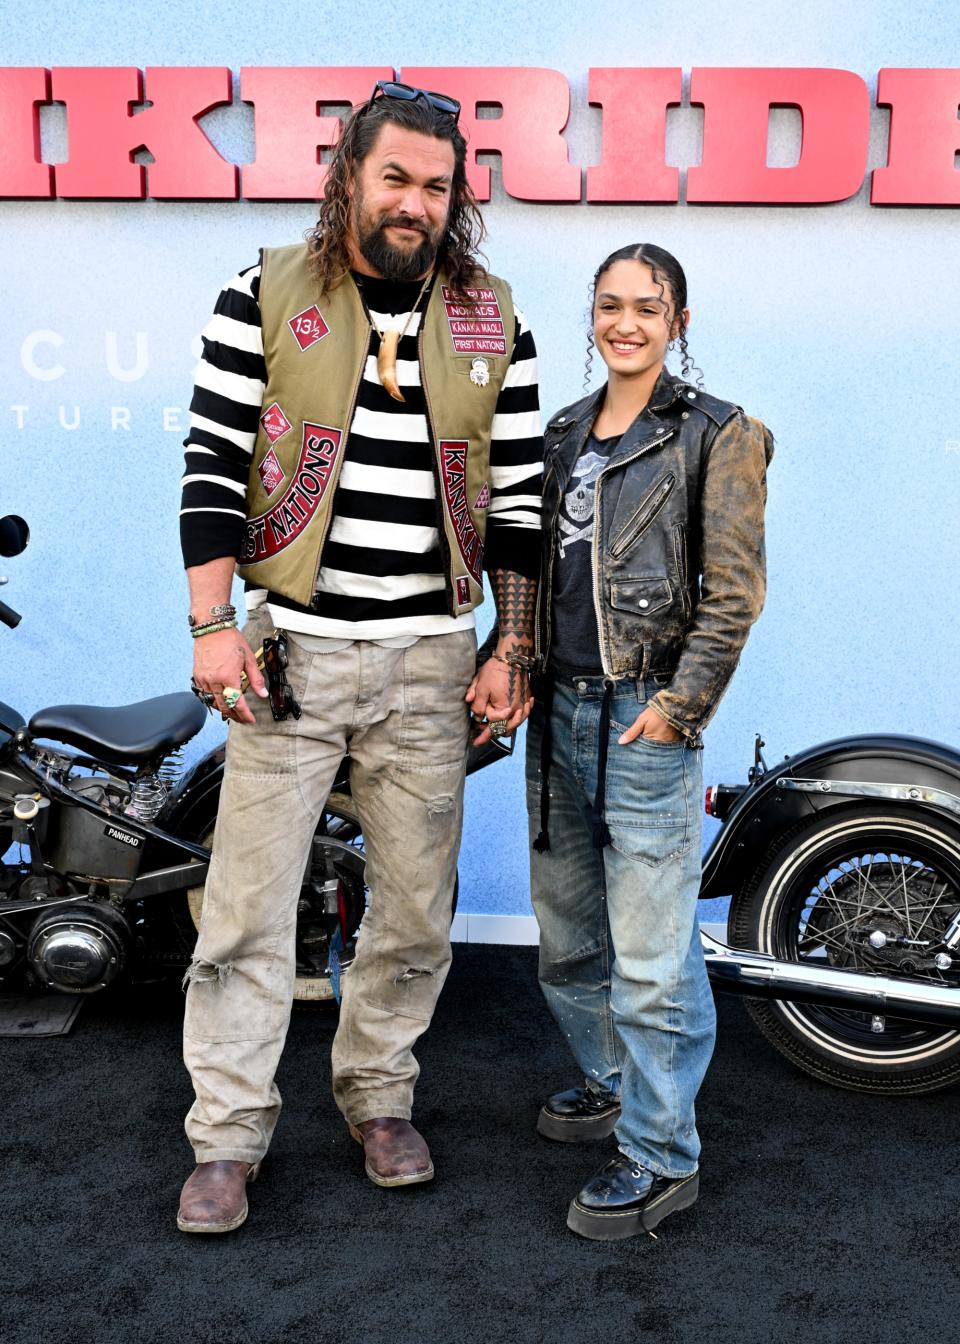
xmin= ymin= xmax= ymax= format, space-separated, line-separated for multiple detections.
xmin=442 ymin=286 xmax=507 ymax=356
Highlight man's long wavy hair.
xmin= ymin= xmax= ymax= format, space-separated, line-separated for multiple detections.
xmin=306 ymin=94 xmax=488 ymax=299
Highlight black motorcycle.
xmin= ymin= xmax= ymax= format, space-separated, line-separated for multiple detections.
xmin=5 ymin=514 xmax=960 ymax=1095
xmin=0 ymin=515 xmax=508 ymax=1004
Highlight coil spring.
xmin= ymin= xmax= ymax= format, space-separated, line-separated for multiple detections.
xmin=125 ymin=749 xmax=185 ymax=824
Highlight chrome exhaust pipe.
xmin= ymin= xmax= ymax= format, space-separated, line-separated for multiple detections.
xmin=701 ymin=928 xmax=960 ymax=1029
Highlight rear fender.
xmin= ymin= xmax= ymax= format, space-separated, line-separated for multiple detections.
xmin=700 ymin=733 xmax=960 ymax=903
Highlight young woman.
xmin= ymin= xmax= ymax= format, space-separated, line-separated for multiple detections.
xmin=528 ymin=243 xmax=773 ymax=1241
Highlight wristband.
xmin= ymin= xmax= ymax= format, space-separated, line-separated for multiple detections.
xmin=189 ymin=603 xmax=237 ymax=629
xmin=190 ymin=619 xmax=238 ymax=639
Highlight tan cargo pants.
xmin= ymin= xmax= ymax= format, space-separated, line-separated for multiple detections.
xmin=182 ymin=618 xmax=476 ymax=1164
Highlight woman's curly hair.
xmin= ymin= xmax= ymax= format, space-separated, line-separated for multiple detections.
xmin=306 ymin=93 xmax=487 ymax=299
xmin=584 ymin=243 xmax=703 ymax=392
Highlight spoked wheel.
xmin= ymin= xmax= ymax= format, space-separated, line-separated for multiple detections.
xmin=728 ymin=806 xmax=960 ymax=1093
xmin=187 ymin=791 xmax=367 ymax=1004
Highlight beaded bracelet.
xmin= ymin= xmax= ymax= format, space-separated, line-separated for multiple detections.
xmin=189 ymin=619 xmax=238 ymax=639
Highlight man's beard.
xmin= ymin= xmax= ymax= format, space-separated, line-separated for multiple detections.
xmin=355 ymin=198 xmax=443 ymax=282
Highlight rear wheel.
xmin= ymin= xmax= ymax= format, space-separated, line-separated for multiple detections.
xmin=186 ymin=790 xmax=367 ymax=1004
xmin=728 ymin=806 xmax=960 ymax=1094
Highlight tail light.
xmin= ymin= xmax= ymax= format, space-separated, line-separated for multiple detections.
xmin=705 ymin=783 xmax=744 ymax=821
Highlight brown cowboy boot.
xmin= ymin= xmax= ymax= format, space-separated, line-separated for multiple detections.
xmin=349 ymin=1118 xmax=434 ymax=1188
xmin=176 ymin=1159 xmax=262 ymax=1233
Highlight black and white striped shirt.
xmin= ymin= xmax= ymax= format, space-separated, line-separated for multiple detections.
xmin=180 ymin=263 xmax=543 ymax=640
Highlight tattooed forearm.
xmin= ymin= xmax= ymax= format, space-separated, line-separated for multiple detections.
xmin=489 ymin=569 xmax=538 ymax=703
xmin=489 ymin=570 xmax=537 ymax=649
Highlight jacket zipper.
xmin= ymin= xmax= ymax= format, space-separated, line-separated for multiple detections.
xmin=536 ymin=455 xmax=564 ymax=664
xmin=309 ymin=327 xmax=371 ymax=603
xmin=674 ymin=522 xmax=690 ymax=618
xmin=592 ymin=428 xmax=676 ymax=677
xmin=418 ymin=326 xmax=457 ymax=616
xmin=609 ymin=472 xmax=677 ymax=558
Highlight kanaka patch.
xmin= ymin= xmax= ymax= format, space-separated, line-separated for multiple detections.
xmin=442 ymin=285 xmax=507 ymax=356
xmin=257 ymin=447 xmax=285 ymax=497
xmin=260 ymin=402 xmax=292 ymax=444
xmin=287 ymin=305 xmax=329 ymax=352
xmin=241 ymin=423 xmax=343 ymax=564
xmin=474 ymin=482 xmax=491 ymax=510
xmin=439 ymin=440 xmax=484 ymax=586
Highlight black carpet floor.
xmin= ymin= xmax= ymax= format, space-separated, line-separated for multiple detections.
xmin=3 ymin=945 xmax=959 ymax=1344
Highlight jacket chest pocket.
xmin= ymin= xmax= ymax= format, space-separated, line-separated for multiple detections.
xmin=609 ymin=473 xmax=676 ymax=558
xmin=609 ymin=576 xmax=673 ymax=618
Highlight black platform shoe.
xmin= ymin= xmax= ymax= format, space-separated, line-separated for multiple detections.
xmin=537 ymin=1084 xmax=621 ymax=1142
xmin=566 ymin=1153 xmax=699 ymax=1240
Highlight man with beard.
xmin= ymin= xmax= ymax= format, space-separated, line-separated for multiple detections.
xmin=176 ymin=82 xmax=542 ymax=1233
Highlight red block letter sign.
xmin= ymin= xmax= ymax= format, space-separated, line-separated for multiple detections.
xmin=51 ymin=66 xmax=237 ymax=199
xmin=587 ymin=68 xmax=682 ymax=203
xmin=687 ymin=67 xmax=870 ymax=204
xmin=401 ymin=66 xmax=581 ymax=202
xmin=0 ymin=67 xmax=53 ymax=198
xmin=241 ymin=67 xmax=393 ymax=200
xmin=872 ymin=69 xmax=960 ymax=206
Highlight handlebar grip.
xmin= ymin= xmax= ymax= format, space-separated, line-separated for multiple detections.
xmin=0 ymin=598 xmax=21 ymax=629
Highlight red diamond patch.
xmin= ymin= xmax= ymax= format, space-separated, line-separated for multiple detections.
xmin=287 ymin=305 xmax=329 ymax=352
xmin=260 ymin=402 xmax=292 ymax=444
xmin=257 ymin=448 xmax=285 ymax=497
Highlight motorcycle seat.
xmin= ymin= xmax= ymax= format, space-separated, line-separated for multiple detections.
xmin=28 ymin=692 xmax=208 ymax=767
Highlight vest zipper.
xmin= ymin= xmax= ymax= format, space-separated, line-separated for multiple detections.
xmin=609 ymin=472 xmax=677 ymax=558
xmin=418 ymin=326 xmax=457 ymax=617
xmin=593 ymin=428 xmax=676 ymax=677
xmin=309 ymin=327 xmax=371 ymax=604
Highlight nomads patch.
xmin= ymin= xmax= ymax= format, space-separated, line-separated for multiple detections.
xmin=441 ymin=286 xmax=507 ymax=356
xmin=287 ymin=305 xmax=330 ymax=352
xmin=260 ymin=402 xmax=292 ymax=444
xmin=439 ymin=440 xmax=484 ymax=585
xmin=241 ymin=423 xmax=343 ymax=564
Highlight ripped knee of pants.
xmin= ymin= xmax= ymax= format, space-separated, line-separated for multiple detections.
xmin=394 ymin=966 xmax=436 ymax=986
xmin=426 ymin=794 xmax=455 ymax=820
xmin=182 ymin=958 xmax=234 ymax=991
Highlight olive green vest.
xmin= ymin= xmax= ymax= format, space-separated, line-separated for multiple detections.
xmin=236 ymin=242 xmax=515 ymax=616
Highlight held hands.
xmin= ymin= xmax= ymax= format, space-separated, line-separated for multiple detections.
xmin=618 ymin=704 xmax=685 ymax=746
xmin=192 ymin=628 xmax=268 ymax=725
xmin=465 ymin=646 xmax=534 ymax=747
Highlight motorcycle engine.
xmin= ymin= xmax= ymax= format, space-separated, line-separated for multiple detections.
xmin=26 ymin=903 xmax=129 ymax=993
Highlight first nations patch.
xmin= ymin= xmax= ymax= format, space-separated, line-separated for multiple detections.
xmin=241 ymin=423 xmax=343 ymax=564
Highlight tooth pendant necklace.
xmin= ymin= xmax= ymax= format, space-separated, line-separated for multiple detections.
xmin=370 ymin=270 xmax=434 ymax=403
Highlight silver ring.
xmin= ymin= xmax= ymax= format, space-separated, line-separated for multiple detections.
xmin=488 ymin=718 xmax=511 ymax=738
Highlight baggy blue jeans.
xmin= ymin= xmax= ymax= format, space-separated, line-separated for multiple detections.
xmin=526 ymin=675 xmax=717 ymax=1178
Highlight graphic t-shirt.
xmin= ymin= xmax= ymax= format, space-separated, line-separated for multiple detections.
xmin=550 ymin=431 xmax=622 ymax=671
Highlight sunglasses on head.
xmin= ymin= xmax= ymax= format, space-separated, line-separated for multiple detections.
xmin=367 ymin=80 xmax=461 ymax=125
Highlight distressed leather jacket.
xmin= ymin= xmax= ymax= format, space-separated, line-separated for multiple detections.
xmin=537 ymin=370 xmax=774 ymax=740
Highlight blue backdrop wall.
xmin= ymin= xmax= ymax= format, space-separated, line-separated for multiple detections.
xmin=4 ymin=0 xmax=958 ymax=927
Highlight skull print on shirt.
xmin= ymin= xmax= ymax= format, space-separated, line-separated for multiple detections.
xmin=558 ymin=450 xmax=608 ymax=558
